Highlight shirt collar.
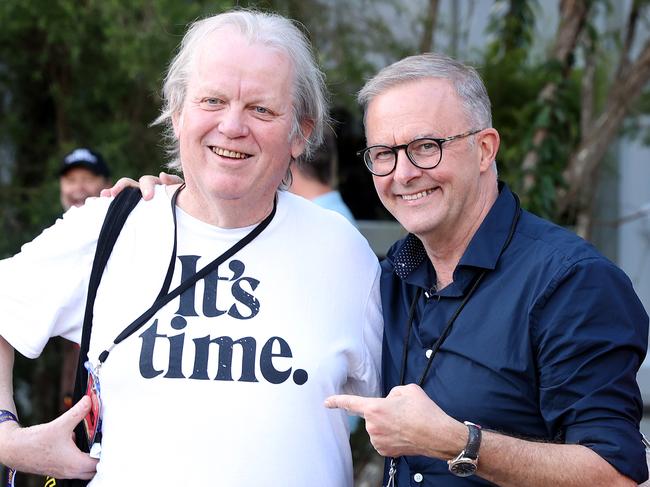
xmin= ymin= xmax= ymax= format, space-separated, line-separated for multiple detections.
xmin=392 ymin=233 xmax=428 ymax=280
xmin=389 ymin=182 xmax=518 ymax=284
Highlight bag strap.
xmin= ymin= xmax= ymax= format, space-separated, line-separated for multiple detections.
xmin=71 ymin=187 xmax=142 ymax=456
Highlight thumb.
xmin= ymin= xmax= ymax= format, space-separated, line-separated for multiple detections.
xmin=58 ymin=395 xmax=92 ymax=430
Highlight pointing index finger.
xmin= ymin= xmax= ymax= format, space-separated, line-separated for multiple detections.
xmin=324 ymin=394 xmax=372 ymax=418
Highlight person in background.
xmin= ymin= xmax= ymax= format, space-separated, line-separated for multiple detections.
xmin=59 ymin=147 xmax=111 ymax=211
xmin=290 ymin=127 xmax=356 ymax=225
xmin=325 ymin=52 xmax=648 ymax=486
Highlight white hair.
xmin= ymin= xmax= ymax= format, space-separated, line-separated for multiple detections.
xmin=358 ymin=52 xmax=492 ymax=130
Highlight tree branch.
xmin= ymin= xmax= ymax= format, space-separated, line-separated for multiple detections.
xmin=614 ymin=0 xmax=641 ymax=81
xmin=580 ymin=31 xmax=596 ymax=143
xmin=520 ymin=0 xmax=590 ymax=197
xmin=419 ymin=0 xmax=439 ymax=53
xmin=552 ymin=0 xmax=590 ymax=65
xmin=556 ymin=38 xmax=650 ymax=216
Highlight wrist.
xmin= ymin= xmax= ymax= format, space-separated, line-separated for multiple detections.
xmin=422 ymin=419 xmax=468 ymax=459
xmin=444 ymin=420 xmax=471 ymax=458
xmin=447 ymin=421 xmax=482 ymax=477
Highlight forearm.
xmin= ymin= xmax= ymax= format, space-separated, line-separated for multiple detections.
xmin=327 ymin=384 xmax=638 ymax=486
xmin=476 ymin=430 xmax=635 ymax=487
xmin=409 ymin=413 xmax=632 ymax=486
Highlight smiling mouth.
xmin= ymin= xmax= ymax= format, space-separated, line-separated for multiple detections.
xmin=209 ymin=146 xmax=252 ymax=159
xmin=401 ymin=188 xmax=435 ymax=201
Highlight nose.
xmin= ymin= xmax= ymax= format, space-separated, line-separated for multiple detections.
xmin=392 ymin=148 xmax=422 ymax=184
xmin=218 ymin=108 xmax=250 ymax=138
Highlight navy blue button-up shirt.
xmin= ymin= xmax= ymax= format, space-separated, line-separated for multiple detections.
xmin=381 ymin=183 xmax=649 ymax=486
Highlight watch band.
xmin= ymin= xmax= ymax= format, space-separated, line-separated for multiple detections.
xmin=447 ymin=421 xmax=482 ymax=477
xmin=462 ymin=421 xmax=481 ymax=460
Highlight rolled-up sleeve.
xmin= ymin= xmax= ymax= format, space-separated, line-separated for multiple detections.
xmin=533 ymin=257 xmax=648 ymax=483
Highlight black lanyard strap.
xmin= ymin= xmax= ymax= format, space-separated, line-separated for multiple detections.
xmin=97 ymin=188 xmax=277 ymax=366
xmin=154 ymin=183 xmax=184 ymax=301
xmin=399 ymin=287 xmax=422 ymax=386
xmin=416 ymin=270 xmax=486 ymax=385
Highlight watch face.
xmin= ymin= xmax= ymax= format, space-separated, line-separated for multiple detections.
xmin=449 ymin=459 xmax=477 ymax=477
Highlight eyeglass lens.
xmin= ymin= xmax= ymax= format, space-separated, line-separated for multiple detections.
xmin=366 ymin=138 xmax=442 ymax=175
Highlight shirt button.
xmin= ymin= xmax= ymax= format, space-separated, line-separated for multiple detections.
xmin=414 ymin=472 xmax=424 ymax=483
xmin=425 ymin=349 xmax=433 ymax=358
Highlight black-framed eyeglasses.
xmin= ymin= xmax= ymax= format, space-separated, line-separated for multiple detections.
xmin=356 ymin=129 xmax=484 ymax=176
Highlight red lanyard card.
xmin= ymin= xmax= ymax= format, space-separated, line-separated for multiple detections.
xmin=83 ymin=361 xmax=103 ymax=450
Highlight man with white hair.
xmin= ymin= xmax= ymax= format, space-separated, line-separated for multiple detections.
xmin=0 ymin=10 xmax=381 ymax=486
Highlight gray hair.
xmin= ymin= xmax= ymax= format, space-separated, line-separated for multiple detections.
xmin=358 ymin=53 xmax=492 ymax=130
xmin=154 ymin=9 xmax=329 ymax=172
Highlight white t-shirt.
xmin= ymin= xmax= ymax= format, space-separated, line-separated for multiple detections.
xmin=0 ymin=186 xmax=383 ymax=487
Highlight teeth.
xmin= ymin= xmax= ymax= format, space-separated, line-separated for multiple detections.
xmin=211 ymin=147 xmax=248 ymax=159
xmin=402 ymin=189 xmax=434 ymax=201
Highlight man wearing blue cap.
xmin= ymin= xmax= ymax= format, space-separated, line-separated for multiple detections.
xmin=59 ymin=147 xmax=111 ymax=211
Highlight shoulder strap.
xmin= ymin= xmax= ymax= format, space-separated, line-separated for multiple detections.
xmin=71 ymin=187 xmax=142 ymax=455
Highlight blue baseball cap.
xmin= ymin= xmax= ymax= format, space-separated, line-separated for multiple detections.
xmin=60 ymin=147 xmax=110 ymax=178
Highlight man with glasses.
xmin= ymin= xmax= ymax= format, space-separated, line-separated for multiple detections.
xmin=326 ymin=53 xmax=649 ymax=486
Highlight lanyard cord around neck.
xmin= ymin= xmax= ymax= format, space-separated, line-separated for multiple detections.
xmin=398 ymin=192 xmax=521 ymax=387
xmin=96 ymin=185 xmax=277 ymax=367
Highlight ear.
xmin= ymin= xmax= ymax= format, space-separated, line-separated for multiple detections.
xmin=478 ymin=128 xmax=500 ymax=173
xmin=290 ymin=119 xmax=315 ymax=159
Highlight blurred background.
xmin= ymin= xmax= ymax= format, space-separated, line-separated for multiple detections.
xmin=0 ymin=0 xmax=649 ymax=485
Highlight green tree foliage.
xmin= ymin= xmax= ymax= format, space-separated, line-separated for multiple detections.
xmin=483 ymin=0 xmax=582 ymax=219
xmin=484 ymin=0 xmax=650 ymax=228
